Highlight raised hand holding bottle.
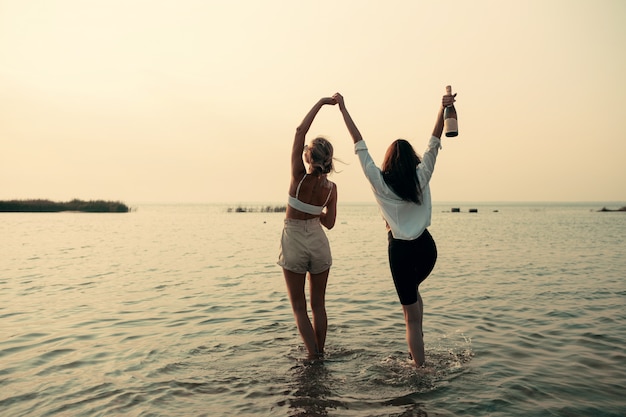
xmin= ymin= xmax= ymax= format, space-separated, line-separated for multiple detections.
xmin=444 ymin=85 xmax=458 ymax=137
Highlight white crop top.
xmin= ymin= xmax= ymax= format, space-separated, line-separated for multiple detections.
xmin=287 ymin=174 xmax=333 ymax=215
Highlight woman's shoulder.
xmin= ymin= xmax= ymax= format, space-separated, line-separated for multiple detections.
xmin=324 ymin=177 xmax=337 ymax=188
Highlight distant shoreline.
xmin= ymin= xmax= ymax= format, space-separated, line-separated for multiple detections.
xmin=0 ymin=199 xmax=130 ymax=213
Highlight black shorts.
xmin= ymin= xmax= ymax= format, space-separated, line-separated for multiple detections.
xmin=387 ymin=229 xmax=437 ymax=305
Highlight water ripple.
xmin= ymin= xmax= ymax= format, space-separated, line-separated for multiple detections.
xmin=1 ymin=204 xmax=625 ymax=416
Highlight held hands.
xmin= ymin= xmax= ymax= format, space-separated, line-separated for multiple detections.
xmin=332 ymin=93 xmax=345 ymax=108
xmin=318 ymin=93 xmax=345 ymax=108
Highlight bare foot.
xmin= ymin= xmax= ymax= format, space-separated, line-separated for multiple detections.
xmin=416 ymin=362 xmax=436 ymax=374
xmin=305 ymin=350 xmax=324 ymax=363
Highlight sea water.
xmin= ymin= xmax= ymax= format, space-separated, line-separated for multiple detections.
xmin=1 ymin=203 xmax=625 ymax=417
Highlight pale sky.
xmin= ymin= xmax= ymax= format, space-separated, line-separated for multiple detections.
xmin=2 ymin=0 xmax=625 ymax=204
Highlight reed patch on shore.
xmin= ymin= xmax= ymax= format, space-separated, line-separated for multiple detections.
xmin=227 ymin=205 xmax=286 ymax=213
xmin=0 ymin=199 xmax=130 ymax=213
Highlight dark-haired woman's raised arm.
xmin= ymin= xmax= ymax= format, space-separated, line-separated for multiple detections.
xmin=333 ymin=93 xmax=363 ymax=145
xmin=432 ymin=94 xmax=456 ymax=139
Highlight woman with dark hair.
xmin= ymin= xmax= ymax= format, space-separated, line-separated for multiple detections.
xmin=278 ymin=96 xmax=338 ymax=359
xmin=333 ymin=91 xmax=456 ymax=367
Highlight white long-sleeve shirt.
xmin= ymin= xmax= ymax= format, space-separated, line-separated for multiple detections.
xmin=354 ymin=135 xmax=441 ymax=240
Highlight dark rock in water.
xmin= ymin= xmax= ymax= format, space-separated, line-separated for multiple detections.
xmin=598 ymin=206 xmax=626 ymax=212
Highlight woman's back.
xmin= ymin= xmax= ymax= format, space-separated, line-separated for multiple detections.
xmin=287 ymin=174 xmax=335 ymax=220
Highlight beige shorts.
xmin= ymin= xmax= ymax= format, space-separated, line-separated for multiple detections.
xmin=277 ymin=218 xmax=332 ymax=274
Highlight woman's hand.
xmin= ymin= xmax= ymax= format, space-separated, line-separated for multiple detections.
xmin=332 ymin=93 xmax=344 ymax=107
xmin=433 ymin=92 xmax=457 ymax=138
xmin=442 ymin=93 xmax=457 ymax=108
xmin=320 ymin=97 xmax=337 ymax=106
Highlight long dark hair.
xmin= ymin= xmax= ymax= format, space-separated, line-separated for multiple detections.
xmin=381 ymin=139 xmax=422 ymax=204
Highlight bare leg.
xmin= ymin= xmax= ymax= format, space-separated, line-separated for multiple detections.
xmin=283 ymin=268 xmax=319 ymax=357
xmin=309 ymin=269 xmax=329 ymax=355
xmin=402 ymin=295 xmax=425 ymax=367
xmin=416 ymin=291 xmax=424 ymax=337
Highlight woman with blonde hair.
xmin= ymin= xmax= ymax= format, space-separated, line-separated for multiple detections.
xmin=278 ymin=96 xmax=338 ymax=358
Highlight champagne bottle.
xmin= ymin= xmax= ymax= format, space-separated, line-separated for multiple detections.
xmin=444 ymin=85 xmax=458 ymax=137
